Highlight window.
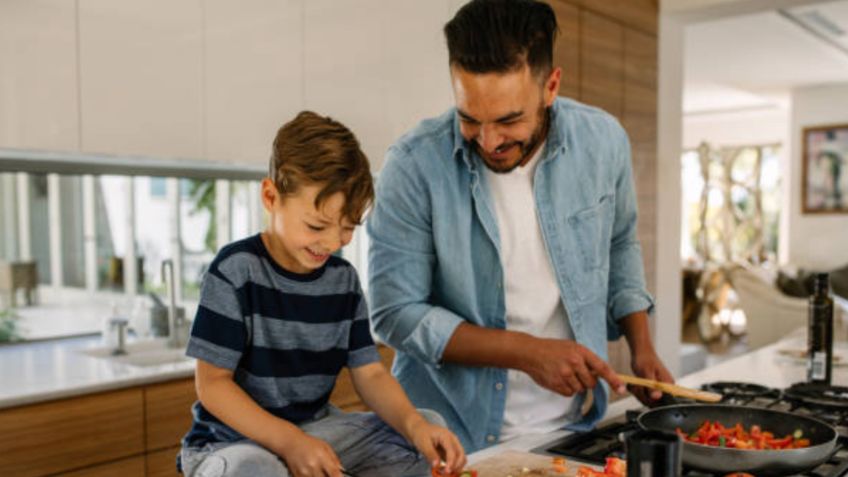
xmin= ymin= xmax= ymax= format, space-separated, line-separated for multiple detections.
xmin=681 ymin=143 xmax=781 ymax=264
xmin=180 ymin=179 xmax=216 ymax=301
xmin=0 ymin=166 xmax=264 ymax=342
xmin=149 ymin=177 xmax=167 ymax=198
xmin=0 ymin=151 xmax=374 ymax=342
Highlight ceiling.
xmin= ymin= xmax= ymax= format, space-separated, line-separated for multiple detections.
xmin=680 ymin=0 xmax=848 ymax=114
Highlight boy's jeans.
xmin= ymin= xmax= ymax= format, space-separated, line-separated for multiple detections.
xmin=180 ymin=408 xmax=444 ymax=477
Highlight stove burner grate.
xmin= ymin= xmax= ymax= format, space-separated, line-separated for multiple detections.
xmin=699 ymin=381 xmax=782 ymax=405
xmin=785 ymin=383 xmax=848 ymax=411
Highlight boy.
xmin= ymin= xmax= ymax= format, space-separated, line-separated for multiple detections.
xmin=180 ymin=111 xmax=466 ymax=477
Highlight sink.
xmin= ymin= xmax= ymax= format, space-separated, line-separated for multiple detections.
xmin=80 ymin=338 xmax=192 ymax=368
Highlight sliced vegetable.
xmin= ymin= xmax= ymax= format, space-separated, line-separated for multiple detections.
xmin=576 ymin=467 xmax=608 ymax=477
xmin=675 ymin=420 xmax=809 ymax=450
xmin=574 ymin=457 xmax=625 ymax=477
xmin=431 ymin=466 xmax=477 ymax=477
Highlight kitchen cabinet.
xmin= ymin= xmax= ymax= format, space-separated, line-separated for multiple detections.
xmin=0 ymin=381 xmax=186 ymax=477
xmin=0 ymin=0 xmax=79 ymax=151
xmin=330 ymin=344 xmax=395 ymax=412
xmin=203 ymin=0 xmax=303 ymax=166
xmin=77 ymin=0 xmax=203 ymax=159
xmin=0 ymin=388 xmax=144 ymax=477
xmin=303 ymin=0 xmax=388 ymax=170
xmin=58 ymin=456 xmax=146 ymax=477
xmin=0 ymin=344 xmax=394 ymax=476
xmin=145 ymin=378 xmax=196 ymax=452
xmin=146 ymin=448 xmax=181 ymax=477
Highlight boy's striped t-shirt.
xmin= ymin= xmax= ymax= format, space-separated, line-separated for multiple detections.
xmin=183 ymin=234 xmax=379 ymax=447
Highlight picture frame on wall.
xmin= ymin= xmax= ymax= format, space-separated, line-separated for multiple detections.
xmin=802 ymin=123 xmax=848 ymax=214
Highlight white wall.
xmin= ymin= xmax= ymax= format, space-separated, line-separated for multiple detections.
xmin=0 ymin=0 xmax=467 ymax=171
xmin=683 ymin=107 xmax=787 ymax=150
xmin=788 ymin=83 xmax=848 ymax=270
xmin=655 ymin=13 xmax=685 ymax=377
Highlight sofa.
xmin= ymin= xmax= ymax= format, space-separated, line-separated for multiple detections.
xmin=728 ymin=262 xmax=848 ymax=350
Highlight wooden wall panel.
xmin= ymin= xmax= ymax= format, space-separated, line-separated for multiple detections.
xmin=581 ymin=0 xmax=658 ymax=35
xmin=145 ymin=378 xmax=197 ymax=452
xmin=551 ymin=1 xmax=580 ymax=99
xmin=623 ymin=28 xmax=658 ymax=294
xmin=0 ymin=388 xmax=144 ymax=477
xmin=548 ymin=1 xmax=657 ymax=381
xmin=579 ymin=10 xmax=624 ymax=119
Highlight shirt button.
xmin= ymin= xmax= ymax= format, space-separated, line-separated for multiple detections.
xmin=487 ymin=434 xmax=496 ymax=443
xmin=495 ymin=382 xmax=504 ymax=391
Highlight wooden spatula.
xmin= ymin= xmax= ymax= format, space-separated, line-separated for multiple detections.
xmin=618 ymin=374 xmax=723 ymax=402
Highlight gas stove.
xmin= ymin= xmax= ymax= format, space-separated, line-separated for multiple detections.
xmin=535 ymin=381 xmax=848 ymax=476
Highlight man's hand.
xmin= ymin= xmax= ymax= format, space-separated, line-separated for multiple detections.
xmin=619 ymin=310 xmax=675 ymax=406
xmin=407 ymin=419 xmax=467 ymax=475
xmin=521 ymin=337 xmax=626 ymax=397
xmin=629 ymin=348 xmax=674 ymax=406
xmin=276 ymin=430 xmax=343 ymax=477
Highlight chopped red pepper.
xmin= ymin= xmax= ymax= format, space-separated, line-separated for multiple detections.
xmin=680 ymin=420 xmax=809 ymax=450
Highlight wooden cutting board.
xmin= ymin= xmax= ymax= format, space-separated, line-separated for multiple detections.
xmin=471 ymin=450 xmax=601 ymax=477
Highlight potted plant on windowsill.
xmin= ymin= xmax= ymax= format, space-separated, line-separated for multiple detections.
xmin=0 ymin=308 xmax=22 ymax=343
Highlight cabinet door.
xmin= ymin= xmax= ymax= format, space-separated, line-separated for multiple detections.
xmin=58 ymin=455 xmax=145 ymax=477
xmin=329 ymin=345 xmax=395 ymax=412
xmin=551 ymin=1 xmax=580 ymax=99
xmin=146 ymin=446 xmax=181 ymax=477
xmin=0 ymin=0 xmax=79 ymax=151
xmin=78 ymin=1 xmax=203 ymax=159
xmin=145 ymin=378 xmax=197 ymax=451
xmin=580 ymin=10 xmax=624 ymax=119
xmin=204 ymin=0 xmax=303 ymax=166
xmin=0 ymin=388 xmax=144 ymax=477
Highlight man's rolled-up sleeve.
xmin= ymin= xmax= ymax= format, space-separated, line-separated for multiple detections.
xmin=367 ymin=146 xmax=465 ymax=365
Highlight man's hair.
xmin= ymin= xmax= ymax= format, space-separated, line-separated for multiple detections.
xmin=270 ymin=111 xmax=374 ymax=224
xmin=444 ymin=0 xmax=558 ymax=77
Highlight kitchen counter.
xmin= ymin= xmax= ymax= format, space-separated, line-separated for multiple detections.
xmin=469 ymin=327 xmax=848 ymax=464
xmin=0 ymin=335 xmax=194 ymax=409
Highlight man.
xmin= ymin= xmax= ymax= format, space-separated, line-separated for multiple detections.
xmin=367 ymin=0 xmax=673 ymax=452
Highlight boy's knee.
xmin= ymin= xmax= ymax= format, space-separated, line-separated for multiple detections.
xmin=417 ymin=408 xmax=447 ymax=428
xmin=190 ymin=444 xmax=289 ymax=477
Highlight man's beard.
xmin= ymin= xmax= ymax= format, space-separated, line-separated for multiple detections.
xmin=478 ymin=105 xmax=550 ymax=174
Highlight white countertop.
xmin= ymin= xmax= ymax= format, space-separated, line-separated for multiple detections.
xmin=469 ymin=328 xmax=848 ymax=463
xmin=0 ymin=335 xmax=194 ymax=409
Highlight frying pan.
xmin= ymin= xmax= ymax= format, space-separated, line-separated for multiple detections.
xmin=637 ymin=404 xmax=838 ymax=476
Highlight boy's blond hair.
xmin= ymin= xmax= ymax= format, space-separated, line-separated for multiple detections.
xmin=270 ymin=111 xmax=374 ymax=223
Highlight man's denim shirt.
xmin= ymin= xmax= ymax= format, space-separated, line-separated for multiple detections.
xmin=367 ymin=97 xmax=654 ymax=452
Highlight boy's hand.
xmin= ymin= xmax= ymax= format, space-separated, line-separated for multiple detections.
xmin=408 ymin=420 xmax=466 ymax=475
xmin=276 ymin=430 xmax=343 ymax=477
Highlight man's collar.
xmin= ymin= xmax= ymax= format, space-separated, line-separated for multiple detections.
xmin=451 ymin=110 xmax=474 ymax=170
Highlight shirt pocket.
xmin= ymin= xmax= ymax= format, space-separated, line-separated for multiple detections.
xmin=568 ymin=194 xmax=614 ymax=272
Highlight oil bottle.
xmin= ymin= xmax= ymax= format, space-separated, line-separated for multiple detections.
xmin=807 ymin=273 xmax=833 ymax=385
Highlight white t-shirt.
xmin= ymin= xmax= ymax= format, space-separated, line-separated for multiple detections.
xmin=483 ymin=142 xmax=578 ymax=441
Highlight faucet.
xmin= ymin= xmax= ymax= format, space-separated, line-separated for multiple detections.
xmin=161 ymin=259 xmax=184 ymax=348
xmin=109 ymin=317 xmax=129 ymax=355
